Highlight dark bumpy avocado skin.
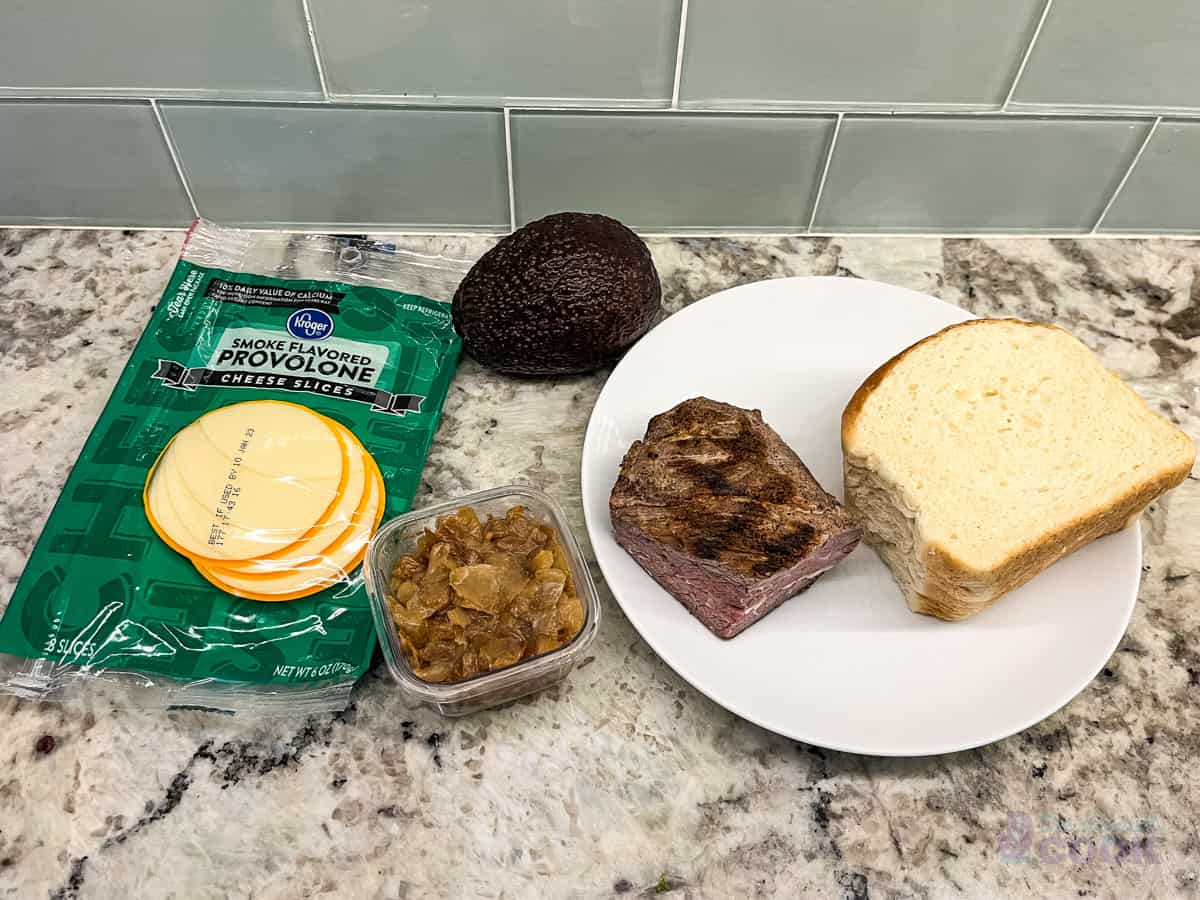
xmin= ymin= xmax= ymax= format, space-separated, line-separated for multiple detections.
xmin=452 ymin=212 xmax=661 ymax=375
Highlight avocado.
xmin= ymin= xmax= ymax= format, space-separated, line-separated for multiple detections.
xmin=452 ymin=212 xmax=661 ymax=375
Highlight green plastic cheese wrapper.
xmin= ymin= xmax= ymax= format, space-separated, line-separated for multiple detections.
xmin=0 ymin=220 xmax=466 ymax=714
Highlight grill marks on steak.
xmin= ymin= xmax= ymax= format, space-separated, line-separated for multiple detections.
xmin=611 ymin=398 xmax=850 ymax=578
xmin=609 ymin=397 xmax=860 ymax=639
xmin=665 ymin=495 xmax=819 ymax=578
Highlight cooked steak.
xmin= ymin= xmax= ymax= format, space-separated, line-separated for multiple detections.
xmin=609 ymin=397 xmax=860 ymax=639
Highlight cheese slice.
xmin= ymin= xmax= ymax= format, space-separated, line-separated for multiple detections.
xmin=143 ymin=449 xmax=214 ymax=562
xmin=169 ymin=412 xmax=342 ymax=535
xmin=143 ymin=399 xmax=390 ymax=600
xmin=196 ymin=400 xmax=343 ymax=479
xmin=195 ymin=457 xmax=385 ymax=601
xmin=143 ymin=400 xmax=347 ymax=561
xmin=213 ymin=418 xmax=369 ymax=573
xmin=150 ymin=441 xmax=325 ymax=560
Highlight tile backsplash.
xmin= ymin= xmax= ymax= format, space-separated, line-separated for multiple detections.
xmin=1009 ymin=0 xmax=1200 ymax=112
xmin=679 ymin=0 xmax=1046 ymax=108
xmin=0 ymin=0 xmax=321 ymax=99
xmin=0 ymin=0 xmax=1196 ymax=233
xmin=308 ymin=0 xmax=680 ymax=105
xmin=511 ymin=112 xmax=835 ymax=230
xmin=162 ymin=104 xmax=509 ymax=229
xmin=0 ymin=101 xmax=194 ymax=227
xmin=814 ymin=117 xmax=1148 ymax=233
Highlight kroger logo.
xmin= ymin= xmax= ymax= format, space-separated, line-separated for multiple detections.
xmin=286 ymin=308 xmax=335 ymax=341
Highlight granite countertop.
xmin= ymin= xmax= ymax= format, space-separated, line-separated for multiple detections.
xmin=1 ymin=229 xmax=1197 ymax=899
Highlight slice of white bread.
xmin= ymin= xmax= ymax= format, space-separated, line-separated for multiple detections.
xmin=842 ymin=318 xmax=1196 ymax=621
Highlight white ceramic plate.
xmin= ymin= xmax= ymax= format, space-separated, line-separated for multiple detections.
xmin=581 ymin=276 xmax=1139 ymax=756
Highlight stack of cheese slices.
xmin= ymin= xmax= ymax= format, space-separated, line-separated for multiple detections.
xmin=144 ymin=399 xmax=385 ymax=602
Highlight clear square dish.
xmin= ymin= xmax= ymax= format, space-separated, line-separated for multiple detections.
xmin=364 ymin=485 xmax=601 ymax=716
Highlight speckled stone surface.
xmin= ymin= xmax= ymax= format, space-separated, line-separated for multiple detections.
xmin=1 ymin=229 xmax=1197 ymax=900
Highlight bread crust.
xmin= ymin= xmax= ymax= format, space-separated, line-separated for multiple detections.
xmin=842 ymin=317 xmax=1197 ymax=621
xmin=914 ymin=468 xmax=1185 ymax=620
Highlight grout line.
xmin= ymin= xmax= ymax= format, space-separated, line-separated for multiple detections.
xmin=638 ymin=229 xmax=1198 ymax=238
xmin=150 ymin=99 xmax=199 ymax=218
xmin=299 ymin=0 xmax=332 ymax=101
xmin=806 ymin=113 xmax=843 ymax=232
xmin=503 ymin=108 xmax=517 ymax=233
xmin=327 ymin=95 xmax=669 ymax=109
xmin=670 ymin=0 xmax=689 ymax=109
xmin=0 ymin=90 xmax=323 ymax=103
xmin=675 ymin=101 xmax=995 ymax=115
xmin=1002 ymin=0 xmax=1054 ymax=110
xmin=1092 ymin=116 xmax=1161 ymax=232
xmin=5 ymin=90 xmax=1200 ymax=120
xmin=999 ymin=103 xmax=1188 ymax=117
xmin=8 ymin=222 xmax=1200 ymax=239
xmin=8 ymin=224 xmax=193 ymax=232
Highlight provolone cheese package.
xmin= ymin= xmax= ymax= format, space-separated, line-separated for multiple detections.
xmin=0 ymin=220 xmax=466 ymax=713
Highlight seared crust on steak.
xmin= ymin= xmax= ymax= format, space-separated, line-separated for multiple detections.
xmin=609 ymin=397 xmax=860 ymax=638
